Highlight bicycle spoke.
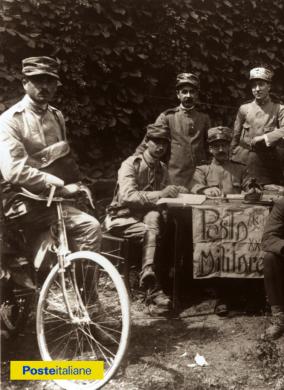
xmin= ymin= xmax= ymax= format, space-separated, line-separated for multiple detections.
xmin=79 ymin=325 xmax=115 ymax=367
xmin=91 ymin=322 xmax=122 ymax=336
xmin=42 ymin=309 xmax=69 ymax=323
xmin=44 ymin=321 xmax=71 ymax=334
xmin=37 ymin=254 xmax=130 ymax=389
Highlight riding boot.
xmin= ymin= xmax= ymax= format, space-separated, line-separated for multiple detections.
xmin=139 ymin=230 xmax=157 ymax=289
xmin=263 ymin=305 xmax=284 ymax=340
xmin=265 ymin=305 xmax=284 ymax=339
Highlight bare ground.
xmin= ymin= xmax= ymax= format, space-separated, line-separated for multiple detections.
xmin=1 ymin=298 xmax=284 ymax=390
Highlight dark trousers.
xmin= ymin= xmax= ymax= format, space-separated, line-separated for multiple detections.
xmin=263 ymin=252 xmax=284 ymax=307
xmin=247 ymin=149 xmax=282 ymax=185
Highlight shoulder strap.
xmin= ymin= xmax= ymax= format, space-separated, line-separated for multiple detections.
xmin=53 ymin=110 xmax=67 ymax=140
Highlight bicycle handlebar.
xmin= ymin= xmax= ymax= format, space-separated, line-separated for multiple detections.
xmin=18 ymin=184 xmax=95 ymax=209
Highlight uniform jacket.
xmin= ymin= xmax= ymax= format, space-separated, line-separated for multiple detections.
xmin=262 ymin=198 xmax=284 ymax=256
xmin=190 ymin=159 xmax=251 ymax=194
xmin=0 ymin=95 xmax=80 ymax=196
xmin=135 ymin=105 xmax=211 ymax=189
xmin=106 ymin=151 xmax=169 ymax=229
xmin=0 ymin=95 xmax=81 ymax=217
xmin=231 ymin=98 xmax=284 ymax=165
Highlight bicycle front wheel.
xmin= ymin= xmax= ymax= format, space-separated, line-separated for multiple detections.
xmin=36 ymin=250 xmax=130 ymax=390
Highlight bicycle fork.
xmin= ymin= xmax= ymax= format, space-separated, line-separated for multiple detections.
xmin=56 ymin=202 xmax=91 ymax=324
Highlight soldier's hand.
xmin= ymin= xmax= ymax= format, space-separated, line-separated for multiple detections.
xmin=203 ymin=187 xmax=221 ymax=197
xmin=251 ymin=135 xmax=265 ymax=146
xmin=45 ymin=173 xmax=64 ymax=188
xmin=56 ymin=183 xmax=81 ymax=197
xmin=160 ymin=185 xmax=180 ymax=198
xmin=177 ymin=186 xmax=189 ymax=194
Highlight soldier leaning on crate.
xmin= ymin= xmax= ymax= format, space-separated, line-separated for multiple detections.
xmin=135 ymin=73 xmax=211 ymax=189
xmin=105 ymin=124 xmax=188 ymax=314
xmin=0 ymin=56 xmax=101 ymax=273
xmin=230 ymin=66 xmax=284 ymax=185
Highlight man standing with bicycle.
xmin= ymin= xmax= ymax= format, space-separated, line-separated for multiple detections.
xmin=0 ymin=56 xmax=101 ymax=260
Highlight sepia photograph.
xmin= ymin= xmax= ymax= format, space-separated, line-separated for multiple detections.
xmin=0 ymin=0 xmax=284 ymax=389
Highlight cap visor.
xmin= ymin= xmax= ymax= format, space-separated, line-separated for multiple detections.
xmin=24 ymin=70 xmax=60 ymax=79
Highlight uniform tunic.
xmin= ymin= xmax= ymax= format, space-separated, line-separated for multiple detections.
xmin=106 ymin=150 xmax=169 ymax=230
xmin=231 ymin=98 xmax=284 ymax=184
xmin=135 ymin=105 xmax=211 ymax=188
xmin=0 ymin=94 xmax=101 ymax=252
xmin=0 ymin=95 xmax=67 ymax=193
xmin=105 ymin=151 xmax=169 ymax=269
xmin=190 ymin=159 xmax=250 ymax=194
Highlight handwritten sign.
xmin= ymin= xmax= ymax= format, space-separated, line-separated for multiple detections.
xmin=192 ymin=204 xmax=270 ymax=278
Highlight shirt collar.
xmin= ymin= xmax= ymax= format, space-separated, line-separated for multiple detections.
xmin=212 ymin=157 xmax=229 ymax=166
xmin=179 ymin=103 xmax=196 ymax=112
xmin=23 ymin=94 xmax=50 ymax=115
xmin=254 ymin=95 xmax=271 ymax=107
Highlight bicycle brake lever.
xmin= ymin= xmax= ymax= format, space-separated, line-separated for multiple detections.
xmin=79 ymin=185 xmax=96 ymax=209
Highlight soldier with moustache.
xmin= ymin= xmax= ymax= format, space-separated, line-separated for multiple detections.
xmin=230 ymin=66 xmax=284 ymax=185
xmin=105 ymin=124 xmax=188 ymax=313
xmin=135 ymin=73 xmax=211 ymax=189
xmin=190 ymin=126 xmax=252 ymax=196
xmin=0 ymin=56 xmax=102 ymax=262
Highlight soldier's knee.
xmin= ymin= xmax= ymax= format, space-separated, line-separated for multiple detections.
xmin=143 ymin=211 xmax=161 ymax=227
xmin=264 ymin=252 xmax=283 ymax=276
xmin=90 ymin=217 xmax=102 ymax=237
xmin=264 ymin=252 xmax=282 ymax=264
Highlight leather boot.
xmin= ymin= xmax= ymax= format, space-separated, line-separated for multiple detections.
xmin=264 ymin=307 xmax=284 ymax=340
xmin=139 ymin=230 xmax=157 ymax=289
xmin=139 ymin=265 xmax=156 ymax=289
xmin=146 ymin=288 xmax=172 ymax=315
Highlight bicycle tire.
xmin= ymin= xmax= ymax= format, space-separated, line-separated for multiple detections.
xmin=36 ymin=250 xmax=131 ymax=390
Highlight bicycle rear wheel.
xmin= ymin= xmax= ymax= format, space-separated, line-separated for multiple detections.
xmin=36 ymin=251 xmax=130 ymax=390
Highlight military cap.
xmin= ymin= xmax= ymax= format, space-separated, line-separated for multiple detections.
xmin=249 ymin=67 xmax=273 ymax=82
xmin=176 ymin=73 xmax=200 ymax=89
xmin=22 ymin=56 xmax=60 ymax=79
xmin=207 ymin=126 xmax=233 ymax=143
xmin=146 ymin=123 xmax=171 ymax=142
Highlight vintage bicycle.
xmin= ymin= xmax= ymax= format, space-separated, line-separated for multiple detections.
xmin=1 ymin=184 xmax=131 ymax=389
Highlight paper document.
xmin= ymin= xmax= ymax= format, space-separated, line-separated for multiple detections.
xmin=157 ymin=194 xmax=206 ymax=205
xmin=226 ymin=194 xmax=245 ymax=200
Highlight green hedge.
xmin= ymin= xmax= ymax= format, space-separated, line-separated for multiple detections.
xmin=1 ymin=0 xmax=284 ymax=179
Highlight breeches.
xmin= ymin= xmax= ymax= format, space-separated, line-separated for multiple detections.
xmin=263 ymin=252 xmax=284 ymax=306
xmin=108 ymin=210 xmax=163 ymax=269
xmin=17 ymin=203 xmax=102 ymax=253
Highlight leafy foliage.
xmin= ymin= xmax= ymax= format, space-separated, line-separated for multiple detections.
xmin=1 ymin=0 xmax=284 ymax=179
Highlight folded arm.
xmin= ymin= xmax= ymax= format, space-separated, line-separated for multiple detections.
xmin=0 ymin=120 xmax=64 ymax=193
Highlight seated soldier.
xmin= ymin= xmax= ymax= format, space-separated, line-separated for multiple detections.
xmin=190 ymin=126 xmax=252 ymax=196
xmin=261 ymin=200 xmax=284 ymax=339
xmin=105 ymin=123 xmax=187 ymax=313
xmin=190 ymin=126 xmax=261 ymax=315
